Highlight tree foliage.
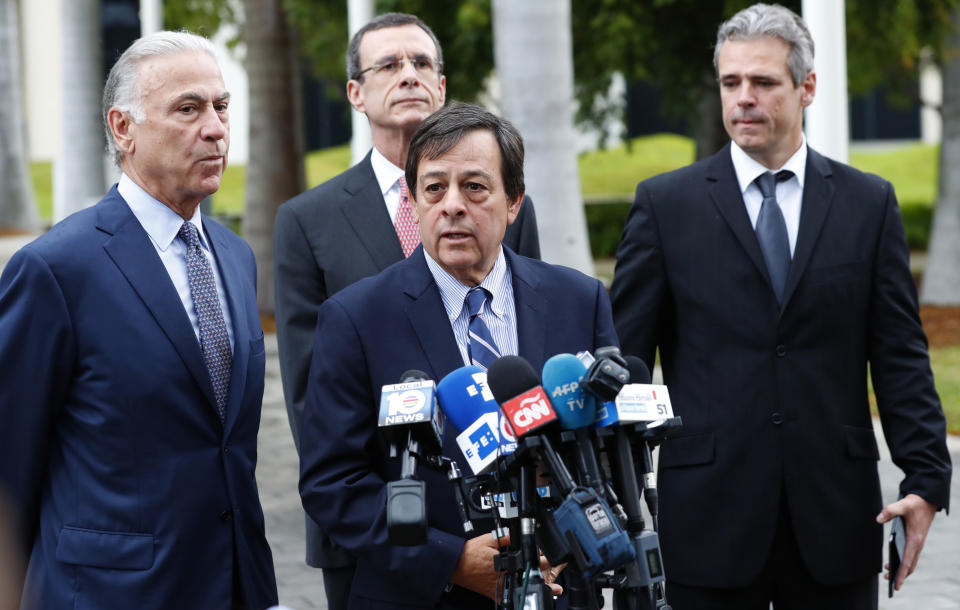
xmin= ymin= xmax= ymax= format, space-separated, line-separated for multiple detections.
xmin=165 ymin=0 xmax=957 ymax=145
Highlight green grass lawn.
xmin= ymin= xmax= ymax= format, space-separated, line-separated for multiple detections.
xmin=928 ymin=346 xmax=960 ymax=436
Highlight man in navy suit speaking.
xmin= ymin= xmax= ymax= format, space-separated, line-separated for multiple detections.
xmin=299 ymin=103 xmax=618 ymax=609
xmin=0 ymin=32 xmax=277 ymax=609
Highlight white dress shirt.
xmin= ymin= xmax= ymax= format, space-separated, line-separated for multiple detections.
xmin=118 ymin=173 xmax=235 ymax=351
xmin=371 ymin=146 xmax=406 ymax=223
xmin=730 ymin=139 xmax=807 ymax=256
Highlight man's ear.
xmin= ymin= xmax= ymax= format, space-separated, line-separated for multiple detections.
xmin=506 ymin=189 xmax=524 ymax=225
xmin=346 ymin=79 xmax=366 ymax=114
xmin=109 ymin=108 xmax=136 ymax=156
xmin=800 ymin=71 xmax=816 ymax=108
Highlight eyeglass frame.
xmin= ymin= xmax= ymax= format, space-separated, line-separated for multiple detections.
xmin=352 ymin=54 xmax=444 ymax=82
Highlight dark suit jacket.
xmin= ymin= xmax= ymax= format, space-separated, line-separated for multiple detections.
xmin=274 ymin=152 xmax=541 ymax=568
xmin=0 ymin=187 xmax=278 ymax=610
xmin=298 ymin=247 xmax=617 ymax=609
xmin=609 ymin=144 xmax=952 ymax=588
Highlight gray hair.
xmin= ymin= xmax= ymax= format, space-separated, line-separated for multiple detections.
xmin=405 ymin=102 xmax=524 ymax=203
xmin=102 ymin=31 xmax=219 ymax=166
xmin=346 ymin=13 xmax=443 ymax=82
xmin=714 ymin=3 xmax=814 ymax=87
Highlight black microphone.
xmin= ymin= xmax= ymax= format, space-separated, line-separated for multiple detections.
xmin=377 ymin=369 xmax=444 ymax=545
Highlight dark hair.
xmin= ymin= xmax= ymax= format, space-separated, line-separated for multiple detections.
xmin=405 ymin=102 xmax=525 ymax=202
xmin=346 ymin=13 xmax=443 ymax=81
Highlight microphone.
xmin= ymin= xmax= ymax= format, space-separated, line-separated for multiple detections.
xmin=489 ymin=356 xmax=635 ymax=581
xmin=437 ymin=365 xmax=516 ymax=476
xmin=542 ymin=354 xmax=604 ymax=492
xmin=378 ymin=370 xmax=443 ymax=545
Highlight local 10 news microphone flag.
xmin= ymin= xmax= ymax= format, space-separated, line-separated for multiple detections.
xmin=436 ymin=365 xmax=517 ymax=476
xmin=377 ymin=370 xmax=444 ymax=545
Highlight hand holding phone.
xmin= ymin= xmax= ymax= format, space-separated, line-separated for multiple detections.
xmin=888 ymin=515 xmax=906 ymax=598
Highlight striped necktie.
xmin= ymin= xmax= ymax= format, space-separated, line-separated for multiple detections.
xmin=466 ymin=287 xmax=501 ymax=370
xmin=179 ymin=222 xmax=232 ymax=421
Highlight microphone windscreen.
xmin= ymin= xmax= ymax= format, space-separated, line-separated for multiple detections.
xmin=542 ymin=353 xmax=595 ymax=429
xmin=437 ymin=365 xmax=498 ymax=433
xmin=400 ymin=369 xmax=430 ymax=383
xmin=624 ymin=356 xmax=651 ymax=385
xmin=487 ymin=355 xmax=539 ymax=405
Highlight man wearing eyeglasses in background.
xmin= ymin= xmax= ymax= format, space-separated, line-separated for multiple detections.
xmin=273 ymin=13 xmax=541 ymax=610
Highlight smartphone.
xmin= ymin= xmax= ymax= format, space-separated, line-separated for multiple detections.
xmin=888 ymin=515 xmax=906 ymax=598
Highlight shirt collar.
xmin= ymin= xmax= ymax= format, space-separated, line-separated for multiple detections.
xmin=424 ymin=248 xmax=510 ymax=322
xmin=730 ymin=137 xmax=807 ymax=195
xmin=370 ymin=146 xmax=406 ymax=196
xmin=118 ymin=173 xmax=207 ymax=251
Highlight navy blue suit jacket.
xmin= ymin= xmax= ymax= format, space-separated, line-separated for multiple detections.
xmin=610 ymin=145 xmax=952 ymax=588
xmin=275 ymin=152 xmax=540 ymax=569
xmin=299 ymin=247 xmax=617 ymax=609
xmin=0 ymin=188 xmax=278 ymax=609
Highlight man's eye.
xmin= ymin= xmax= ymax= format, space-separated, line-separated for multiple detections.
xmin=425 ymin=183 xmax=442 ymax=192
xmin=415 ymin=58 xmax=430 ymax=70
xmin=466 ymin=182 xmax=485 ymax=191
xmin=179 ymin=106 xmax=196 ymax=113
xmin=215 ymin=103 xmax=229 ymax=113
xmin=379 ymin=61 xmax=399 ymax=73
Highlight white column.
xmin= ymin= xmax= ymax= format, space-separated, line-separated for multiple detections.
xmin=54 ymin=0 xmax=105 ymax=221
xmin=348 ymin=0 xmax=373 ymax=166
xmin=140 ymin=0 xmax=162 ymax=36
xmin=802 ymin=0 xmax=848 ymax=163
xmin=920 ymin=49 xmax=942 ymax=145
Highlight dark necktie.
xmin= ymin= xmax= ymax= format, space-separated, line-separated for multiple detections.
xmin=179 ymin=222 xmax=232 ymax=421
xmin=465 ymin=287 xmax=501 ymax=371
xmin=754 ymin=170 xmax=794 ymax=304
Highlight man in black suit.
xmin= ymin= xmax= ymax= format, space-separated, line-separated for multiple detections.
xmin=609 ymin=4 xmax=951 ymax=609
xmin=273 ymin=13 xmax=540 ymax=609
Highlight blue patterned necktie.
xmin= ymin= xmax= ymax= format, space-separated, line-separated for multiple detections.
xmin=754 ymin=170 xmax=794 ymax=304
xmin=466 ymin=287 xmax=501 ymax=371
xmin=179 ymin=222 xmax=232 ymax=421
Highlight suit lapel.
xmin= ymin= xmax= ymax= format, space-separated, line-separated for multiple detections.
xmin=341 ymin=154 xmax=405 ymax=271
xmin=780 ymin=148 xmax=835 ymax=310
xmin=401 ymin=250 xmax=464 ymax=380
xmin=506 ymin=250 xmax=548 ymax=371
xmin=706 ymin=146 xmax=772 ymax=289
xmin=98 ymin=190 xmax=218 ymax=412
xmin=206 ymin=220 xmax=252 ymax=434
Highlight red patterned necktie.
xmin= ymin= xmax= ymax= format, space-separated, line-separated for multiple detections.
xmin=394 ymin=176 xmax=420 ymax=257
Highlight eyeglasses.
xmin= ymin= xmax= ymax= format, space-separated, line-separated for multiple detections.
xmin=354 ymin=55 xmax=443 ymax=81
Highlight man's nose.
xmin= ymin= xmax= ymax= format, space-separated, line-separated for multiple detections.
xmin=398 ymin=58 xmax=421 ymax=87
xmin=201 ymin=107 xmax=227 ymax=140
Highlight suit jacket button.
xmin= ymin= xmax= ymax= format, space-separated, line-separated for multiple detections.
xmin=775 ymin=344 xmax=787 ymax=357
xmin=222 ymin=445 xmax=230 ymax=454
xmin=219 ymin=509 xmax=233 ymax=523
xmin=771 ymin=412 xmax=783 ymax=425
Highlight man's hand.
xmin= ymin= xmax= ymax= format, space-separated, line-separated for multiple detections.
xmin=876 ymin=493 xmax=939 ymax=591
xmin=450 ymin=533 xmax=564 ymax=600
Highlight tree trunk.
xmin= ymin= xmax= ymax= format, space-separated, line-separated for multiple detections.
xmin=694 ymin=68 xmax=727 ymax=161
xmin=921 ymin=6 xmax=960 ymax=305
xmin=242 ymin=0 xmax=305 ymax=315
xmin=0 ymin=0 xmax=39 ymax=232
xmin=492 ymin=0 xmax=594 ymax=275
xmin=55 ymin=0 xmax=105 ymax=222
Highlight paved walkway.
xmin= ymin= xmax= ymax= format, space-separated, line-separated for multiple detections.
xmin=1 ymin=237 xmax=957 ymax=608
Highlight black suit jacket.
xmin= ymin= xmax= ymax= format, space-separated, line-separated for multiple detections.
xmin=274 ymin=152 xmax=541 ymax=567
xmin=298 ymin=246 xmax=617 ymax=608
xmin=609 ymin=144 xmax=952 ymax=588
